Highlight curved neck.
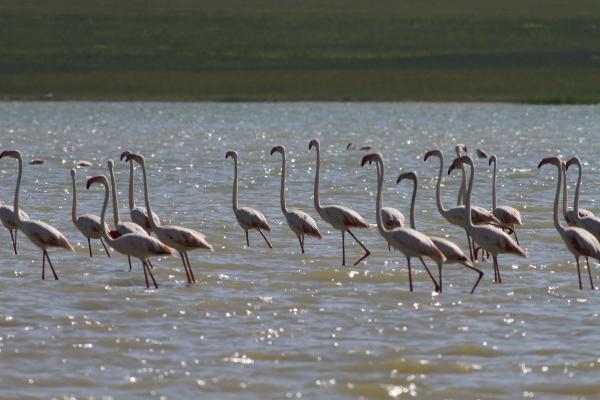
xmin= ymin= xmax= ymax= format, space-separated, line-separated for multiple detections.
xmin=463 ymin=159 xmax=476 ymax=229
xmin=128 ymin=160 xmax=136 ymax=210
xmin=573 ymin=162 xmax=582 ymax=212
xmin=13 ymin=155 xmax=23 ymax=224
xmin=432 ymin=154 xmax=448 ymax=217
xmin=98 ymin=180 xmax=116 ymax=246
xmin=230 ymin=157 xmax=239 ymax=211
xmin=408 ymin=176 xmax=417 ymax=230
xmin=457 ymin=164 xmax=467 ymax=205
xmin=278 ymin=152 xmax=288 ymax=214
xmin=312 ymin=145 xmax=322 ymax=212
xmin=374 ymin=158 xmax=386 ymax=236
xmin=553 ymin=162 xmax=565 ymax=233
xmin=562 ymin=164 xmax=569 ymax=217
xmin=137 ymin=158 xmax=158 ymax=230
xmin=491 ymin=158 xmax=498 ymax=210
xmin=108 ymin=163 xmax=121 ymax=226
xmin=71 ymin=173 xmax=78 ymax=223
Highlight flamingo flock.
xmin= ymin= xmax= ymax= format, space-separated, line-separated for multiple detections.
xmin=1 ymin=141 xmax=598 ymax=293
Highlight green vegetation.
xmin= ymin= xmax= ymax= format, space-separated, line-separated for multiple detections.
xmin=1 ymin=0 xmax=599 ymax=102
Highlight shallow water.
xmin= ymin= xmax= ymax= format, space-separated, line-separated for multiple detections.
xmin=1 ymin=102 xmax=600 ymax=399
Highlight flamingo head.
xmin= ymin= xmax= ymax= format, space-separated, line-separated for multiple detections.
xmin=270 ymin=145 xmax=284 ymax=156
xmin=488 ymin=154 xmax=497 ymax=167
xmin=475 ymin=148 xmax=489 ymax=159
xmin=120 ymin=150 xmax=132 ymax=161
xmin=565 ymin=156 xmax=581 ymax=171
xmin=346 ymin=142 xmax=355 ymax=151
xmin=423 ymin=149 xmax=441 ymax=162
xmin=538 ymin=156 xmax=561 ymax=169
xmin=125 ymin=153 xmax=144 ymax=165
xmin=225 ymin=150 xmax=237 ymax=160
xmin=360 ymin=152 xmax=382 ymax=168
xmin=0 ymin=150 xmax=22 ymax=160
xmin=455 ymin=143 xmax=468 ymax=154
xmin=448 ymin=155 xmax=472 ymax=175
xmin=397 ymin=171 xmax=417 ymax=185
xmin=86 ymin=175 xmax=108 ymax=190
xmin=308 ymin=139 xmax=319 ymax=151
xmin=70 ymin=168 xmax=76 ymax=178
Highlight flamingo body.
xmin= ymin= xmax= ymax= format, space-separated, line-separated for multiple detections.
xmin=0 ymin=204 xmax=29 ymax=254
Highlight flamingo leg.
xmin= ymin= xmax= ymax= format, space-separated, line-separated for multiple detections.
xmin=298 ymin=235 xmax=305 ymax=254
xmin=418 ymin=257 xmax=441 ymax=292
xmin=466 ymin=232 xmax=474 ymax=261
xmin=14 ymin=229 xmax=18 ymax=255
xmin=100 ymin=238 xmax=111 ymax=258
xmin=41 ymin=251 xmax=45 ymax=280
xmin=44 ymin=250 xmax=59 ymax=280
xmin=142 ymin=259 xmax=150 ymax=288
xmin=184 ymin=251 xmax=196 ymax=283
xmin=87 ymin=237 xmax=93 ymax=257
xmin=179 ymin=251 xmax=192 ymax=283
xmin=347 ymin=229 xmax=370 ymax=266
xmin=258 ymin=229 xmax=273 ymax=248
xmin=9 ymin=228 xmax=17 ymax=255
xmin=407 ymin=257 xmax=414 ymax=292
xmin=147 ymin=259 xmax=154 ymax=270
xmin=145 ymin=261 xmax=158 ymax=289
xmin=585 ymin=256 xmax=594 ymax=290
xmin=128 ymin=255 xmax=132 ymax=272
xmin=464 ymin=264 xmax=484 ymax=294
xmin=493 ymin=255 xmax=502 ymax=283
xmin=575 ymin=257 xmax=583 ymax=290
xmin=245 ymin=230 xmax=250 ymax=247
xmin=341 ymin=231 xmax=346 ymax=266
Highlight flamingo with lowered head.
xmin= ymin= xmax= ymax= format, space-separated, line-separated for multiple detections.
xmin=538 ymin=156 xmax=599 ymax=289
xmin=361 ymin=152 xmax=444 ymax=291
xmin=270 ymin=145 xmax=321 ymax=253
xmin=120 ymin=150 xmax=161 ymax=233
xmin=126 ymin=153 xmax=213 ymax=284
xmin=0 ymin=150 xmax=74 ymax=280
xmin=225 ymin=150 xmax=272 ymax=248
xmin=71 ymin=168 xmax=111 ymax=258
xmin=448 ymin=155 xmax=526 ymax=283
xmin=397 ymin=171 xmax=483 ymax=293
xmin=87 ymin=175 xmax=174 ymax=289
xmin=309 ymin=139 xmax=371 ymax=266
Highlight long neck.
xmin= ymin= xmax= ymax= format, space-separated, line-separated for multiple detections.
xmin=312 ymin=146 xmax=322 ymax=212
xmin=128 ymin=160 xmax=136 ymax=210
xmin=108 ymin=164 xmax=120 ymax=226
xmin=573 ymin=162 xmax=582 ymax=213
xmin=231 ymin=157 xmax=239 ymax=211
xmin=457 ymin=164 xmax=466 ymax=205
xmin=278 ymin=153 xmax=288 ymax=214
xmin=375 ymin=159 xmax=386 ymax=236
xmin=562 ymin=164 xmax=569 ymax=217
xmin=99 ymin=181 xmax=115 ymax=246
xmin=491 ymin=158 xmax=498 ymax=210
xmin=13 ymin=155 xmax=23 ymax=224
xmin=553 ymin=162 xmax=565 ymax=233
xmin=464 ymin=160 xmax=476 ymax=229
xmin=408 ymin=176 xmax=417 ymax=230
xmin=71 ymin=173 xmax=78 ymax=223
xmin=433 ymin=154 xmax=448 ymax=216
xmin=138 ymin=159 xmax=158 ymax=230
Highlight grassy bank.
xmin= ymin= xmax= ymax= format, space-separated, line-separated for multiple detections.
xmin=1 ymin=0 xmax=599 ymax=102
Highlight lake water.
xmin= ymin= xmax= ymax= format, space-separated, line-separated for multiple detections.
xmin=1 ymin=102 xmax=600 ymax=399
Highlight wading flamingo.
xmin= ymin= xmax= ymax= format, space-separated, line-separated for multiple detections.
xmin=309 ymin=139 xmax=371 ymax=266
xmin=397 ymin=171 xmax=483 ymax=293
xmin=270 ymin=145 xmax=321 ymax=253
xmin=126 ymin=153 xmax=213 ymax=284
xmin=71 ymin=168 xmax=111 ymax=257
xmin=538 ymin=156 xmax=600 ymax=289
xmin=87 ymin=175 xmax=174 ymax=289
xmin=565 ymin=157 xmax=600 ymax=239
xmin=120 ymin=150 xmax=161 ymax=233
xmin=361 ymin=152 xmax=444 ymax=291
xmin=0 ymin=150 xmax=73 ymax=280
xmin=449 ymin=155 xmax=526 ymax=283
xmin=0 ymin=174 xmax=29 ymax=254
xmin=564 ymin=156 xmax=595 ymax=226
xmin=225 ymin=150 xmax=272 ymax=248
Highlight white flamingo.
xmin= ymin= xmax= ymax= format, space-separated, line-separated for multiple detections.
xmin=126 ymin=153 xmax=213 ymax=284
xmin=225 ymin=150 xmax=272 ymax=248
xmin=270 ymin=145 xmax=321 ymax=253
xmin=565 ymin=156 xmax=600 ymax=239
xmin=309 ymin=139 xmax=371 ymax=266
xmin=397 ymin=171 xmax=483 ymax=293
xmin=0 ymin=176 xmax=29 ymax=255
xmin=361 ymin=152 xmax=444 ymax=292
xmin=538 ymin=156 xmax=599 ymax=289
xmin=87 ymin=175 xmax=174 ymax=289
xmin=0 ymin=150 xmax=73 ymax=280
xmin=449 ymin=155 xmax=526 ymax=283
xmin=563 ymin=156 xmax=595 ymax=226
xmin=120 ymin=150 xmax=161 ymax=233
xmin=70 ymin=168 xmax=111 ymax=257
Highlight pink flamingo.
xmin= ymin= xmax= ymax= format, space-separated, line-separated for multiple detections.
xmin=70 ymin=168 xmax=111 ymax=257
xmin=120 ymin=150 xmax=161 ymax=233
xmin=564 ymin=156 xmax=595 ymax=226
xmin=361 ymin=152 xmax=444 ymax=291
xmin=225 ymin=150 xmax=272 ymax=248
xmin=538 ymin=156 xmax=600 ymax=289
xmin=397 ymin=171 xmax=483 ymax=293
xmin=0 ymin=169 xmax=29 ymax=254
xmin=126 ymin=153 xmax=213 ymax=284
xmin=448 ymin=155 xmax=526 ymax=283
xmin=0 ymin=150 xmax=73 ymax=280
xmin=309 ymin=139 xmax=371 ymax=266
xmin=270 ymin=145 xmax=321 ymax=253
xmin=565 ymin=157 xmax=600 ymax=239
xmin=87 ymin=175 xmax=174 ymax=289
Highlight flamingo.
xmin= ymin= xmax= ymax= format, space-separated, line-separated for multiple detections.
xmin=0 ymin=171 xmax=29 ymax=254
xmin=397 ymin=171 xmax=483 ymax=293
xmin=424 ymin=149 xmax=500 ymax=260
xmin=86 ymin=175 xmax=174 ymax=289
xmin=564 ymin=156 xmax=595 ymax=226
xmin=70 ymin=168 xmax=111 ymax=257
xmin=565 ymin=157 xmax=600 ymax=238
xmin=225 ymin=150 xmax=272 ymax=248
xmin=371 ymin=156 xmax=405 ymax=251
xmin=126 ymin=153 xmax=213 ymax=284
xmin=0 ymin=150 xmax=74 ymax=280
xmin=107 ymin=159 xmax=149 ymax=271
xmin=119 ymin=150 xmax=161 ymax=233
xmin=270 ymin=145 xmax=321 ymax=253
xmin=361 ymin=152 xmax=444 ymax=292
xmin=480 ymin=151 xmax=523 ymax=244
xmin=448 ymin=155 xmax=526 ymax=283
xmin=309 ymin=139 xmax=371 ymax=266
xmin=538 ymin=156 xmax=599 ymax=289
